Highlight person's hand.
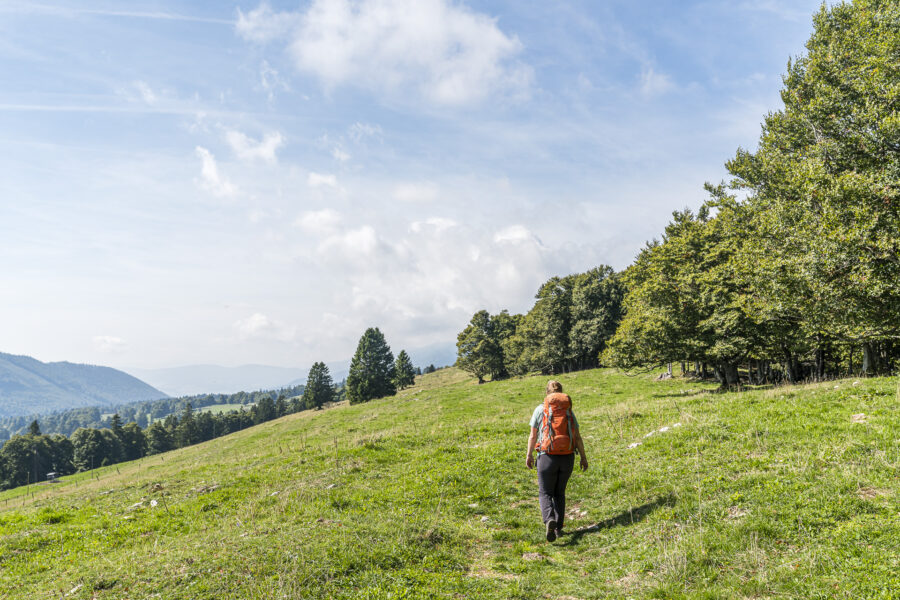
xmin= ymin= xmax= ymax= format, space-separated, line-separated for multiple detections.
xmin=526 ymin=454 xmax=534 ymax=469
xmin=580 ymin=455 xmax=589 ymax=472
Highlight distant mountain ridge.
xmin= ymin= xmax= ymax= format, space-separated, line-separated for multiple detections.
xmin=0 ymin=352 xmax=167 ymax=418
xmin=125 ymin=364 xmax=311 ymax=397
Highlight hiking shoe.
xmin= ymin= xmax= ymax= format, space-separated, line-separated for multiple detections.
xmin=546 ymin=520 xmax=557 ymax=542
xmin=555 ymin=528 xmax=564 ymax=538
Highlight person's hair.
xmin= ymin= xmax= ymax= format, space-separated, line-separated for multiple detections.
xmin=546 ymin=380 xmax=563 ymax=394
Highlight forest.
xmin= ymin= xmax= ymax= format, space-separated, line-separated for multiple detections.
xmin=457 ymin=1 xmax=900 ymax=386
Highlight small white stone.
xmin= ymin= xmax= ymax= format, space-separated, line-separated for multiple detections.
xmin=659 ymin=426 xmax=670 ymax=433
xmin=480 ymin=516 xmax=489 ymax=523
xmin=626 ymin=442 xmax=642 ymax=449
xmin=150 ymin=499 xmax=158 ymax=507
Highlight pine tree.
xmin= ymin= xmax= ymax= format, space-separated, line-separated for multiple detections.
xmin=28 ymin=420 xmax=41 ymax=436
xmin=175 ymin=403 xmax=199 ymax=447
xmin=393 ymin=350 xmax=416 ymax=390
xmin=346 ymin=327 xmax=396 ymax=404
xmin=302 ymin=362 xmax=335 ymax=410
xmin=110 ymin=413 xmax=124 ymax=440
xmin=254 ymin=396 xmax=276 ymax=424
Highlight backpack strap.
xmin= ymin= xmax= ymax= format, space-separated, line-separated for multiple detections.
xmin=546 ymin=404 xmax=554 ymax=451
xmin=567 ymin=409 xmax=574 ymax=453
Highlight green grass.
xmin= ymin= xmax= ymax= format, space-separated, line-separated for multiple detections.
xmin=2 ymin=368 xmax=899 ymax=599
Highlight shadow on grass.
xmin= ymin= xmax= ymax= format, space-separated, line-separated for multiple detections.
xmin=560 ymin=493 xmax=677 ymax=546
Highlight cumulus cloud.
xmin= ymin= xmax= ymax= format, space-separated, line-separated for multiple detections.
xmin=409 ymin=217 xmax=457 ymax=233
xmin=93 ymin=335 xmax=126 ymax=353
xmin=195 ymin=146 xmax=237 ymax=197
xmin=225 ymin=129 xmax=284 ymax=162
xmin=317 ymin=225 xmax=379 ymax=262
xmin=234 ymin=312 xmax=295 ymax=341
xmin=295 ymin=208 xmax=342 ymax=234
xmin=236 ymin=0 xmax=532 ymax=106
xmin=393 ymin=182 xmax=438 ymax=203
xmin=493 ymin=224 xmax=535 ymax=244
xmin=307 ymin=172 xmax=338 ymax=188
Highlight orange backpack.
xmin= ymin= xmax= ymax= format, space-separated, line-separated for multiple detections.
xmin=536 ymin=393 xmax=575 ymax=455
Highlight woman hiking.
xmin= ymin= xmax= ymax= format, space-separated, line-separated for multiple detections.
xmin=525 ymin=380 xmax=588 ymax=542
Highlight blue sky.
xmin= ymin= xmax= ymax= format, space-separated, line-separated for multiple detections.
xmin=0 ymin=0 xmax=824 ymax=370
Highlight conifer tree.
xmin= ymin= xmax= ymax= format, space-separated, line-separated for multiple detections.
xmin=393 ymin=350 xmax=416 ymax=390
xmin=302 ymin=362 xmax=335 ymax=410
xmin=346 ymin=327 xmax=396 ymax=404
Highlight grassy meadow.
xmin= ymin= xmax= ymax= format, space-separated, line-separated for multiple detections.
xmin=2 ymin=367 xmax=899 ymax=599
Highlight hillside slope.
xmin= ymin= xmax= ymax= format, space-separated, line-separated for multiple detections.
xmin=2 ymin=368 xmax=899 ymax=599
xmin=0 ymin=352 xmax=167 ymax=418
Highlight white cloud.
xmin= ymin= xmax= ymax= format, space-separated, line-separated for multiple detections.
xmin=295 ymin=208 xmax=342 ymax=234
xmin=639 ymin=67 xmax=674 ymax=97
xmin=195 ymin=146 xmax=237 ymax=197
xmin=134 ymin=81 xmax=157 ymax=105
xmin=317 ymin=225 xmax=380 ymax=262
xmin=238 ymin=0 xmax=531 ymax=106
xmin=93 ymin=335 xmax=125 ymax=353
xmin=493 ymin=224 xmax=534 ymax=244
xmin=307 ymin=172 xmax=338 ymax=188
xmin=393 ymin=182 xmax=438 ymax=203
xmin=225 ymin=130 xmax=284 ymax=162
xmin=348 ymin=121 xmax=382 ymax=143
xmin=409 ymin=217 xmax=457 ymax=233
xmin=235 ymin=3 xmax=299 ymax=43
xmin=234 ymin=312 xmax=295 ymax=342
xmin=331 ymin=147 xmax=351 ymax=162
xmin=259 ymin=60 xmax=290 ymax=100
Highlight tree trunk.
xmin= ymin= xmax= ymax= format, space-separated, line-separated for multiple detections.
xmin=680 ymin=362 xmax=686 ymax=376
xmin=862 ymin=342 xmax=876 ymax=376
xmin=815 ymin=347 xmax=825 ymax=381
xmin=701 ymin=362 xmax=708 ymax=379
xmin=724 ymin=363 xmax=740 ymax=386
xmin=667 ymin=363 xmax=673 ymax=377
xmin=783 ymin=354 xmax=796 ymax=384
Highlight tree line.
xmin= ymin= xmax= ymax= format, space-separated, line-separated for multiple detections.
xmin=0 ymin=374 xmax=328 ymax=490
xmin=458 ymin=1 xmax=899 ymax=386
xmin=0 ymin=385 xmax=306 ymax=442
xmin=603 ymin=0 xmax=899 ymax=384
xmin=455 ymin=267 xmax=624 ymax=382
xmin=0 ymin=329 xmax=429 ymax=491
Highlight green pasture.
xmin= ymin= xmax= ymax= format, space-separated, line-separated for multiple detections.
xmin=2 ymin=368 xmax=898 ymax=599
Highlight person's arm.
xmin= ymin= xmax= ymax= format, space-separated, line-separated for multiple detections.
xmin=575 ymin=429 xmax=588 ymax=471
xmin=571 ymin=418 xmax=589 ymax=471
xmin=525 ymin=427 xmax=538 ymax=469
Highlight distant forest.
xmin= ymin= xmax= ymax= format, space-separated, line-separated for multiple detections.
xmin=457 ymin=1 xmax=899 ymax=386
xmin=0 ymin=385 xmax=305 ymax=441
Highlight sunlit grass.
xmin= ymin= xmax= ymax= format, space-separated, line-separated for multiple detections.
xmin=2 ymin=368 xmax=898 ymax=598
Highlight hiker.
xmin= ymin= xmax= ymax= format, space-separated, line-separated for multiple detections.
xmin=525 ymin=380 xmax=588 ymax=542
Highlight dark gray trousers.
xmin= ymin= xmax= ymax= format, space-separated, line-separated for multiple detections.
xmin=537 ymin=452 xmax=575 ymax=527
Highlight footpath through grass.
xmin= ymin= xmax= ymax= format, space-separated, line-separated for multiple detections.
xmin=2 ymin=368 xmax=899 ymax=599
